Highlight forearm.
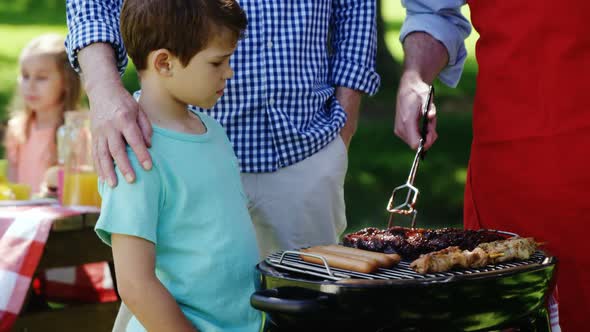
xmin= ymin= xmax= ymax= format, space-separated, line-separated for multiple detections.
xmin=330 ymin=0 xmax=380 ymax=96
xmin=402 ymin=32 xmax=449 ymax=85
xmin=65 ymin=0 xmax=127 ymax=73
xmin=400 ymin=0 xmax=470 ymax=87
xmin=78 ymin=43 xmax=125 ymax=98
xmin=7 ymin=163 xmax=17 ymax=183
xmin=119 ymin=276 xmax=197 ymax=332
xmin=336 ymin=87 xmax=362 ymax=147
xmin=75 ymin=42 xmax=151 ymax=186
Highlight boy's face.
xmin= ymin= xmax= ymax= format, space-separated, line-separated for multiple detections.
xmin=169 ymin=28 xmax=237 ymax=109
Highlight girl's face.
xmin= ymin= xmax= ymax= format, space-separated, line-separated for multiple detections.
xmin=18 ymin=54 xmax=64 ymax=112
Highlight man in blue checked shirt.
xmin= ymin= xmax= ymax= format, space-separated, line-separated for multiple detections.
xmin=66 ymin=0 xmax=380 ymax=260
xmin=65 ymin=0 xmax=472 ymax=257
xmin=66 ymin=0 xmax=469 ymax=330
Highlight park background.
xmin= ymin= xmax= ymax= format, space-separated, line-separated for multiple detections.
xmin=0 ymin=0 xmax=479 ymax=231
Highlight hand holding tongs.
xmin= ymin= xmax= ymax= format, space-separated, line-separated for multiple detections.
xmin=386 ymin=85 xmax=434 ymax=229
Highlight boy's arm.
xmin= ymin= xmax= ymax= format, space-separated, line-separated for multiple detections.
xmin=112 ymin=234 xmax=197 ymax=332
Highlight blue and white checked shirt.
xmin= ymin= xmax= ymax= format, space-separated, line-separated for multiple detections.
xmin=66 ymin=0 xmax=380 ymax=172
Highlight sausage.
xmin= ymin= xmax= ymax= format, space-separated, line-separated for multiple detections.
xmin=300 ymin=248 xmax=378 ymax=274
xmin=312 ymin=244 xmax=401 ymax=268
xmin=322 ymin=245 xmax=401 ymax=267
xmin=304 ymin=246 xmax=380 ymax=265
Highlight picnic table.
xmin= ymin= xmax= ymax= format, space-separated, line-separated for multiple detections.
xmin=0 ymin=202 xmax=120 ymax=332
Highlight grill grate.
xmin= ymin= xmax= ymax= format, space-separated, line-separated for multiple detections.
xmin=266 ymin=250 xmax=549 ymax=282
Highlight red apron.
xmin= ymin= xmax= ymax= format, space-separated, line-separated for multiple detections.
xmin=464 ymin=1 xmax=590 ymax=330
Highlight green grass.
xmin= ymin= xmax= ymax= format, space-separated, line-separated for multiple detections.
xmin=0 ymin=0 xmax=478 ymax=231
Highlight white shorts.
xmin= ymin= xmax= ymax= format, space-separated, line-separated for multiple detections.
xmin=242 ymin=136 xmax=349 ymax=258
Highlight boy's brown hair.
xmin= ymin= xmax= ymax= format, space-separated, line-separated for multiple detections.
xmin=120 ymin=0 xmax=247 ymax=71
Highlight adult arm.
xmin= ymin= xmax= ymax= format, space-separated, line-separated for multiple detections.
xmin=112 ymin=235 xmax=197 ymax=332
xmin=330 ymin=0 xmax=381 ymax=148
xmin=66 ymin=0 xmax=152 ymax=187
xmin=395 ymin=0 xmax=471 ymax=150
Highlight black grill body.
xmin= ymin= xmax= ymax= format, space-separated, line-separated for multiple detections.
xmin=251 ymin=251 xmax=557 ymax=331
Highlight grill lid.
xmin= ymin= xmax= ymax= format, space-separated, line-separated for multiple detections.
xmin=265 ymin=249 xmax=552 ymax=283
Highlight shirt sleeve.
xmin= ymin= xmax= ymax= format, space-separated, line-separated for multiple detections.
xmin=65 ymin=0 xmax=128 ymax=75
xmin=400 ymin=0 xmax=471 ymax=87
xmin=329 ymin=0 xmax=381 ymax=96
xmin=95 ymin=152 xmax=163 ymax=246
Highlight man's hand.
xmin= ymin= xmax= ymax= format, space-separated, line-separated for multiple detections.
xmin=395 ymin=73 xmax=438 ymax=150
xmin=336 ymin=87 xmax=362 ymax=149
xmin=78 ymin=43 xmax=152 ymax=187
xmin=394 ymin=32 xmax=449 ymax=150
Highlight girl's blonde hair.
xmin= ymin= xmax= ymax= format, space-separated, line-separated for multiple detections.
xmin=6 ymin=33 xmax=82 ymax=144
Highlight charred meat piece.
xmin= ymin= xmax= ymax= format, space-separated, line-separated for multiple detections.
xmin=342 ymin=226 xmax=506 ymax=260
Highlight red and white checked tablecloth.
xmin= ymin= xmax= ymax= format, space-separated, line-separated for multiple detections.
xmin=0 ymin=205 xmax=117 ymax=332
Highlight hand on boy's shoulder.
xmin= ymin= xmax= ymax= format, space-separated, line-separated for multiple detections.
xmin=107 ymin=147 xmax=159 ymax=188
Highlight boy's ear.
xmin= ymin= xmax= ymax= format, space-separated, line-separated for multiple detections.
xmin=152 ymin=49 xmax=174 ymax=76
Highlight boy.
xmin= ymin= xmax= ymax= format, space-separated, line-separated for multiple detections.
xmin=94 ymin=0 xmax=262 ymax=331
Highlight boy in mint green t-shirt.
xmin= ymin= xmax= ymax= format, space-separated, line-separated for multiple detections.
xmin=94 ymin=0 xmax=262 ymax=331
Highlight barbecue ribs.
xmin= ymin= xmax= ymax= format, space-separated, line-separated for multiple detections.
xmin=342 ymin=226 xmax=506 ymax=260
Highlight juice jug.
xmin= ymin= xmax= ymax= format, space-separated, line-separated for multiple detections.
xmin=61 ymin=111 xmax=101 ymax=208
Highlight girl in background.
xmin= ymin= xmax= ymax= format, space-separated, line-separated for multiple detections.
xmin=2 ymin=34 xmax=115 ymax=306
xmin=4 ymin=33 xmax=82 ymax=196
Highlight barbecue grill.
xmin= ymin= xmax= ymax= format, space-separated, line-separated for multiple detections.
xmin=251 ymin=242 xmax=557 ymax=331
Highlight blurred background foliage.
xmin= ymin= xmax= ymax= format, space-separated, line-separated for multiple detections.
xmin=0 ymin=0 xmax=480 ymax=231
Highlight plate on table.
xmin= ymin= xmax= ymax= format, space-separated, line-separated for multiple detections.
xmin=0 ymin=198 xmax=59 ymax=207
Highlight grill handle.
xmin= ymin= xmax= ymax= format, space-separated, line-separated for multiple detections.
xmin=250 ymin=287 xmax=329 ymax=314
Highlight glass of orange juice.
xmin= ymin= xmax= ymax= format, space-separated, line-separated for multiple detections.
xmin=60 ymin=111 xmax=101 ymax=208
xmin=62 ymin=170 xmax=101 ymax=207
xmin=0 ymin=159 xmax=7 ymax=183
xmin=7 ymin=183 xmax=31 ymax=200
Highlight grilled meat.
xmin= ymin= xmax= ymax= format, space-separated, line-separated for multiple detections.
xmin=342 ymin=226 xmax=506 ymax=260
xmin=410 ymin=237 xmax=537 ymax=274
xmin=477 ymin=237 xmax=537 ymax=263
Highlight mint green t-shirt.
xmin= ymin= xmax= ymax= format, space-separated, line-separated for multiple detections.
xmin=95 ymin=113 xmax=262 ymax=332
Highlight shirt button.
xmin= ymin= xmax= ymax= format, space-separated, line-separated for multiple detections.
xmin=269 ymin=98 xmax=275 ymax=106
xmin=267 ymin=41 xmax=273 ymax=48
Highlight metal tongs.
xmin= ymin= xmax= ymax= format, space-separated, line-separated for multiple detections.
xmin=387 ymin=85 xmax=434 ymax=228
